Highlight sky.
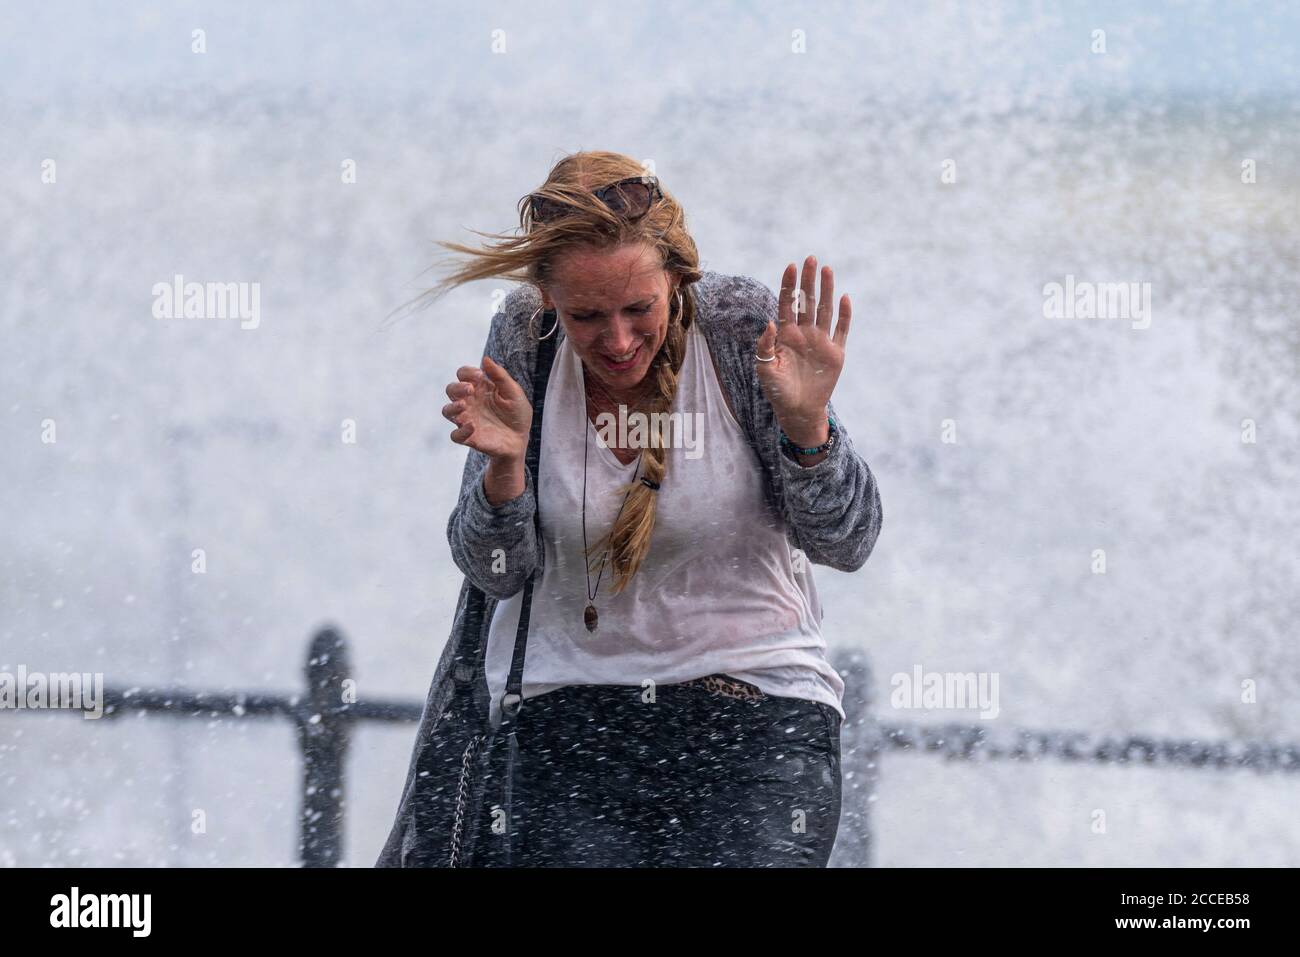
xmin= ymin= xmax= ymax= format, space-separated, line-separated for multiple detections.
xmin=1 ymin=0 xmax=1298 ymax=107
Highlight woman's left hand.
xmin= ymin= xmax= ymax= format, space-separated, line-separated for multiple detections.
xmin=754 ymin=256 xmax=852 ymax=448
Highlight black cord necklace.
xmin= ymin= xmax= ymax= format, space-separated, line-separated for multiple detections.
xmin=581 ymin=402 xmax=641 ymax=633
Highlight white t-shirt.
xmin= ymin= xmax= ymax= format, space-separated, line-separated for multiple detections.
xmin=484 ymin=321 xmax=845 ymax=728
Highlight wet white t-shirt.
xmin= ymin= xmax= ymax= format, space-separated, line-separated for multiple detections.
xmin=484 ymin=321 xmax=845 ymax=728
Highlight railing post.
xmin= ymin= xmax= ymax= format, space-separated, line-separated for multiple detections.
xmin=298 ymin=626 xmax=352 ymax=867
xmin=829 ymin=648 xmax=879 ymax=868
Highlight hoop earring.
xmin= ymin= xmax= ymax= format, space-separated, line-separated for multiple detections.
xmin=528 ymin=305 xmax=559 ymax=340
xmin=639 ymin=289 xmax=687 ymax=341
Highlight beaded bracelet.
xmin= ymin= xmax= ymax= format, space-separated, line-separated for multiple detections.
xmin=780 ymin=416 xmax=838 ymax=459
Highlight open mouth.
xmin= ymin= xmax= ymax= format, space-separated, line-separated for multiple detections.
xmin=599 ymin=341 xmax=642 ymax=372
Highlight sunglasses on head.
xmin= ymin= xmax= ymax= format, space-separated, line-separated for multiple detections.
xmin=529 ymin=175 xmax=664 ymax=224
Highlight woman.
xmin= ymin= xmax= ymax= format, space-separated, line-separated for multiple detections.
xmin=378 ymin=150 xmax=883 ymax=867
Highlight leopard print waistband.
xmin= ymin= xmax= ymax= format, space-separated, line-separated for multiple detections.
xmin=680 ymin=674 xmax=767 ymax=702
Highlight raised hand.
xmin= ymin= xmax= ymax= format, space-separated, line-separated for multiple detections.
xmin=754 ymin=256 xmax=852 ymax=449
xmin=442 ymin=355 xmax=532 ymax=464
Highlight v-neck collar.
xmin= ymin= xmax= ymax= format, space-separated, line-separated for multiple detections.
xmin=576 ymin=327 xmax=695 ymax=473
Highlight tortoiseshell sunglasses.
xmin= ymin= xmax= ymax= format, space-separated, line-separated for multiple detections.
xmin=528 ymin=175 xmax=663 ymax=224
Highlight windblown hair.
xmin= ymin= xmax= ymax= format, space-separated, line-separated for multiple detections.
xmin=418 ymin=150 xmax=702 ymax=593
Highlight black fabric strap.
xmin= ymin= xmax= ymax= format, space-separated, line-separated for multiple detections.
xmin=502 ymin=323 xmax=558 ymax=715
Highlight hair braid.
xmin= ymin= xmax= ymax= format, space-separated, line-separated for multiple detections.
xmin=586 ymin=287 xmax=693 ymax=593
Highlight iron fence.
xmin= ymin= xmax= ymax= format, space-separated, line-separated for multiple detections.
xmin=6 ymin=626 xmax=1297 ymax=866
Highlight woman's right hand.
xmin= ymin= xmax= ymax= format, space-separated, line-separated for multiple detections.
xmin=442 ymin=355 xmax=532 ymax=465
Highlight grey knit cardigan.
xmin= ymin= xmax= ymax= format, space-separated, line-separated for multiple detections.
xmin=375 ymin=268 xmax=883 ymax=866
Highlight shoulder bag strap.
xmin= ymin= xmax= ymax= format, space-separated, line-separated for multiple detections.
xmin=500 ymin=321 xmax=559 ymax=720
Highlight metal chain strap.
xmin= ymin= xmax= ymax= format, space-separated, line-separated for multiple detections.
xmin=448 ymin=731 xmax=485 ymax=867
xmin=446 ymin=332 xmax=553 ymax=868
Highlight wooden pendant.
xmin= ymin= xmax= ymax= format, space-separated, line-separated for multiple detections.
xmin=584 ymin=604 xmax=598 ymax=632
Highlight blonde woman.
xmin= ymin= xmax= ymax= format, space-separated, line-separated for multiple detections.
xmin=378 ymin=151 xmax=883 ymax=867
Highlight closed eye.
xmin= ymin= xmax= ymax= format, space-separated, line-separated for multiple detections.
xmin=571 ymin=303 xmax=654 ymax=320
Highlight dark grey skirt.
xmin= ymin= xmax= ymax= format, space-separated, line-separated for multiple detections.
xmin=466 ymin=676 xmax=842 ymax=867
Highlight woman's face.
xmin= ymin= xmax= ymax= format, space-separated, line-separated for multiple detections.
xmin=540 ymin=244 xmax=673 ymax=399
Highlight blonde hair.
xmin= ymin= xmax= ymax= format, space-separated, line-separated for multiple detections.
xmin=418 ymin=150 xmax=702 ymax=593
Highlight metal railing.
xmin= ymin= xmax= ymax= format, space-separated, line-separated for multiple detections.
xmin=828 ymin=654 xmax=1299 ymax=867
xmin=46 ymin=626 xmax=421 ymax=867
xmin=6 ymin=627 xmax=1297 ymax=866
